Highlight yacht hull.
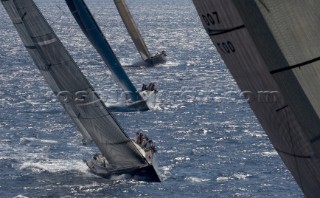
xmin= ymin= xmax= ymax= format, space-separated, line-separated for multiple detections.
xmin=86 ymin=158 xmax=161 ymax=182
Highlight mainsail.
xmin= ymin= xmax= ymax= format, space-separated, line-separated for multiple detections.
xmin=114 ymin=0 xmax=167 ymax=66
xmin=65 ymin=0 xmax=148 ymax=111
xmin=1 ymin=0 xmax=151 ymax=169
xmin=193 ymin=0 xmax=320 ymax=196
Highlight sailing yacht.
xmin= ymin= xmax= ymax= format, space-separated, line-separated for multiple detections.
xmin=1 ymin=0 xmax=161 ymax=182
xmin=65 ymin=0 xmax=158 ymax=112
xmin=193 ymin=0 xmax=320 ymax=196
xmin=114 ymin=0 xmax=167 ymax=66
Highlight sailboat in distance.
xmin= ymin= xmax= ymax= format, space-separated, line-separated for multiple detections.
xmin=1 ymin=0 xmax=161 ymax=182
xmin=193 ymin=0 xmax=320 ymax=196
xmin=65 ymin=0 xmax=157 ymax=112
xmin=114 ymin=0 xmax=167 ymax=66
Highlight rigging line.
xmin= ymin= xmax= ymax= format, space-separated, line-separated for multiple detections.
xmin=207 ymin=25 xmax=245 ymax=36
xmin=270 ymin=56 xmax=320 ymax=74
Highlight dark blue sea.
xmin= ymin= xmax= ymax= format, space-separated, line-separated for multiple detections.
xmin=0 ymin=0 xmax=304 ymax=197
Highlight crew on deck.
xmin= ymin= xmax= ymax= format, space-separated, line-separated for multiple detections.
xmin=161 ymin=50 xmax=167 ymax=57
xmin=93 ymin=153 xmax=108 ymax=167
xmin=141 ymin=82 xmax=157 ymax=93
xmin=134 ymin=131 xmax=156 ymax=153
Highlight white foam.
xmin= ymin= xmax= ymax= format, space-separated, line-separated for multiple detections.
xmin=13 ymin=195 xmax=29 ymax=198
xmin=261 ymin=151 xmax=278 ymax=157
xmin=175 ymin=156 xmax=190 ymax=161
xmin=20 ymin=159 xmax=88 ymax=173
xmin=20 ymin=137 xmax=58 ymax=144
xmin=216 ymin=172 xmax=251 ymax=182
xmin=233 ymin=173 xmax=251 ymax=180
xmin=244 ymin=130 xmax=265 ymax=137
xmin=216 ymin=176 xmax=230 ymax=182
xmin=187 ymin=176 xmax=210 ymax=183
xmin=161 ymin=60 xmax=180 ymax=67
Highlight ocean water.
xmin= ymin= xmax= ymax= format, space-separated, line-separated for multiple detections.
xmin=0 ymin=0 xmax=304 ymax=197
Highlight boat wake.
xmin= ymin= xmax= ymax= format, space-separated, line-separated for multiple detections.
xmin=105 ymin=89 xmax=160 ymax=112
xmin=20 ymin=159 xmax=88 ymax=174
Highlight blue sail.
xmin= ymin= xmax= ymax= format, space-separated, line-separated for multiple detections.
xmin=65 ymin=0 xmax=147 ymax=108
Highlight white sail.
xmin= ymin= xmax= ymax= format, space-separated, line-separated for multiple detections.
xmin=114 ymin=0 xmax=151 ymax=61
xmin=1 ymin=0 xmax=149 ymax=167
xmin=114 ymin=0 xmax=167 ymax=66
xmin=193 ymin=0 xmax=320 ymax=196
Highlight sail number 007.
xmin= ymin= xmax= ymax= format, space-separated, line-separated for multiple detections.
xmin=216 ymin=41 xmax=236 ymax=53
xmin=202 ymin=12 xmax=220 ymax=26
xmin=202 ymin=11 xmax=236 ymax=53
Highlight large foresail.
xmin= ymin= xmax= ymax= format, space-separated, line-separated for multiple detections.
xmin=65 ymin=0 xmax=145 ymax=105
xmin=114 ymin=0 xmax=151 ymax=61
xmin=193 ymin=0 xmax=320 ymax=196
xmin=0 ymin=0 xmax=92 ymax=142
xmin=1 ymin=0 xmax=148 ymax=167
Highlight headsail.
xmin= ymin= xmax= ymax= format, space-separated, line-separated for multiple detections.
xmin=114 ymin=0 xmax=167 ymax=66
xmin=114 ymin=0 xmax=151 ymax=61
xmin=65 ymin=0 xmax=148 ymax=110
xmin=1 ymin=0 xmax=149 ymax=167
xmin=193 ymin=0 xmax=320 ymax=196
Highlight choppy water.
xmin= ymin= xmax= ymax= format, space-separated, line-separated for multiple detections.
xmin=0 ymin=0 xmax=303 ymax=197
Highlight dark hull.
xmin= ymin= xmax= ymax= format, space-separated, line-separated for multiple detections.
xmin=107 ymin=100 xmax=149 ymax=112
xmin=147 ymin=52 xmax=167 ymax=66
xmin=86 ymin=159 xmax=161 ymax=182
xmin=131 ymin=52 xmax=167 ymax=67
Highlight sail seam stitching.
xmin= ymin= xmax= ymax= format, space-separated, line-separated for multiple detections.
xmin=275 ymin=105 xmax=288 ymax=112
xmin=108 ymin=140 xmax=131 ymax=145
xmin=270 ymin=56 xmax=320 ymax=74
xmin=258 ymin=0 xmax=270 ymax=12
xmin=25 ymin=45 xmax=36 ymax=49
xmin=13 ymin=21 xmax=23 ymax=25
xmin=207 ymin=25 xmax=245 ymax=36
xmin=274 ymin=147 xmax=311 ymax=159
xmin=72 ymin=114 xmax=109 ymax=120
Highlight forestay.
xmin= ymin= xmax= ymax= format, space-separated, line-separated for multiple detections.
xmin=65 ymin=0 xmax=146 ymax=106
xmin=193 ymin=0 xmax=320 ymax=196
xmin=114 ymin=0 xmax=151 ymax=61
xmin=2 ymin=0 xmax=148 ymax=167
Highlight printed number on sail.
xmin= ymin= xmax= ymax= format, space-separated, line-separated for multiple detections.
xmin=216 ymin=41 xmax=235 ymax=53
xmin=202 ymin=12 xmax=220 ymax=26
